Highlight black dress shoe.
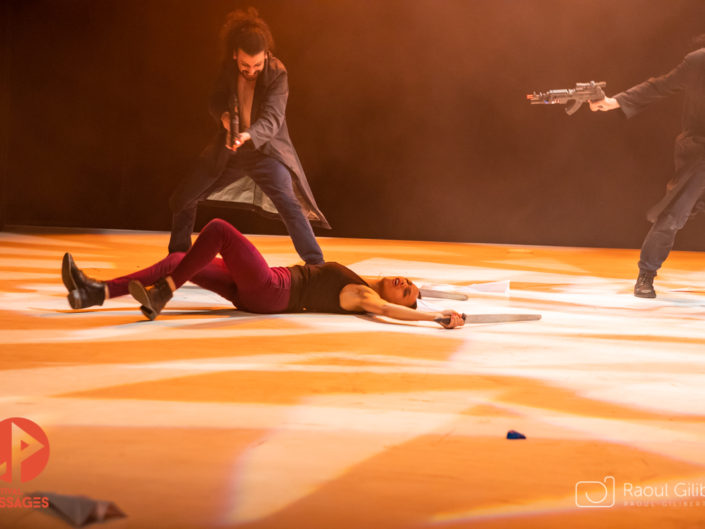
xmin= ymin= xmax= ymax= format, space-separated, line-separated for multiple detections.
xmin=128 ymin=278 xmax=173 ymax=320
xmin=62 ymin=252 xmax=105 ymax=309
xmin=634 ymin=270 xmax=656 ymax=298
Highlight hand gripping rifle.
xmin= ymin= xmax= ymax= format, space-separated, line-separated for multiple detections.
xmin=526 ymin=81 xmax=606 ymax=115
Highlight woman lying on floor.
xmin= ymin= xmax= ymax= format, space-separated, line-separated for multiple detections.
xmin=61 ymin=219 xmax=465 ymax=329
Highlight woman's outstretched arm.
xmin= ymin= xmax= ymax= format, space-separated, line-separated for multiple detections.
xmin=338 ymin=284 xmax=464 ymax=329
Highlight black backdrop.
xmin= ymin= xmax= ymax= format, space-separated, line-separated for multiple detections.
xmin=4 ymin=0 xmax=705 ymax=250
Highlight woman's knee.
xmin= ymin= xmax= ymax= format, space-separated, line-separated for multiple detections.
xmin=200 ymin=219 xmax=252 ymax=251
xmin=202 ymin=218 xmax=235 ymax=234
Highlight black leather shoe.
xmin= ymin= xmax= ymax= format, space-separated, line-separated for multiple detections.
xmin=62 ymin=252 xmax=105 ymax=308
xmin=634 ymin=271 xmax=656 ymax=298
xmin=128 ymin=278 xmax=173 ymax=320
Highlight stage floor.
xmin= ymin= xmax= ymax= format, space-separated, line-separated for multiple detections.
xmin=1 ymin=227 xmax=704 ymax=528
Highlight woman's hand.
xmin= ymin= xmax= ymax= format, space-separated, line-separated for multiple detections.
xmin=435 ymin=310 xmax=465 ymax=329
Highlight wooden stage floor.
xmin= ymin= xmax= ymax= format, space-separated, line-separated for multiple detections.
xmin=1 ymin=227 xmax=704 ymax=528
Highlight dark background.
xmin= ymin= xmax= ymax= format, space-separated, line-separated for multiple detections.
xmin=3 ymin=0 xmax=705 ymax=250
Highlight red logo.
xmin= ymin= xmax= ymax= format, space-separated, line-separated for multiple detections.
xmin=0 ymin=418 xmax=50 ymax=483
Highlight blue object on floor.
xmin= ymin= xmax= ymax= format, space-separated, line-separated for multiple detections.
xmin=506 ymin=430 xmax=526 ymax=439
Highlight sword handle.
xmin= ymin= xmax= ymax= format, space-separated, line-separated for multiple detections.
xmin=434 ymin=313 xmax=467 ymax=326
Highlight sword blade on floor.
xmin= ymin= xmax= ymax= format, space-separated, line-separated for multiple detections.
xmin=435 ymin=313 xmax=541 ymax=325
xmin=420 ymin=288 xmax=541 ymax=325
xmin=419 ymin=288 xmax=470 ymax=301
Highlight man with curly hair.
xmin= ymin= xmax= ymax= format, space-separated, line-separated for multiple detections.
xmin=168 ymin=8 xmax=329 ymax=265
xmin=591 ymin=34 xmax=705 ymax=298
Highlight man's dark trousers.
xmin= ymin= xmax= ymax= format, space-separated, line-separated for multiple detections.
xmin=638 ymin=161 xmax=705 ymax=274
xmin=169 ymin=146 xmax=324 ymax=265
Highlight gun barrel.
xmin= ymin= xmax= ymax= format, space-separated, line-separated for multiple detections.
xmin=527 ymin=90 xmax=573 ymax=104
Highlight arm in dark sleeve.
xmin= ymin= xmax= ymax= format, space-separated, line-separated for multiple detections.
xmin=248 ymin=69 xmax=288 ymax=148
xmin=615 ymin=53 xmax=694 ymax=118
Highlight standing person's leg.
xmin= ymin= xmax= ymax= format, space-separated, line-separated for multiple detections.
xmin=244 ymin=153 xmax=324 ymax=265
xmin=636 ymin=163 xmax=705 ymax=297
xmin=169 ymin=166 xmax=216 ymax=254
xmin=168 ymin=155 xmax=244 ymax=254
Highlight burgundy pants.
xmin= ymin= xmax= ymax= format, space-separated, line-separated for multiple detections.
xmin=106 ymin=219 xmax=292 ymax=313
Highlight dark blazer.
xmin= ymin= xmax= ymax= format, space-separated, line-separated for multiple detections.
xmin=615 ymin=48 xmax=705 ymax=222
xmin=203 ymin=54 xmax=331 ymax=229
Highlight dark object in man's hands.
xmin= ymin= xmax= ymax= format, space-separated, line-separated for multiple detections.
xmin=228 ymin=93 xmax=240 ymax=148
xmin=526 ymin=81 xmax=606 ymax=115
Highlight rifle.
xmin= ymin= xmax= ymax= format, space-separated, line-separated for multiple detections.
xmin=228 ymin=93 xmax=240 ymax=148
xmin=526 ymin=81 xmax=606 ymax=115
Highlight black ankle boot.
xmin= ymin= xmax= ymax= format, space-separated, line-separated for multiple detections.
xmin=634 ymin=270 xmax=656 ymax=298
xmin=128 ymin=278 xmax=173 ymax=320
xmin=62 ymin=252 xmax=106 ymax=309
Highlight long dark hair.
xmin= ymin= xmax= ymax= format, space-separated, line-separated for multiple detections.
xmin=220 ymin=7 xmax=274 ymax=63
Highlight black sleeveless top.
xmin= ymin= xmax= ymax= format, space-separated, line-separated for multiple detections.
xmin=286 ymin=262 xmax=368 ymax=314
